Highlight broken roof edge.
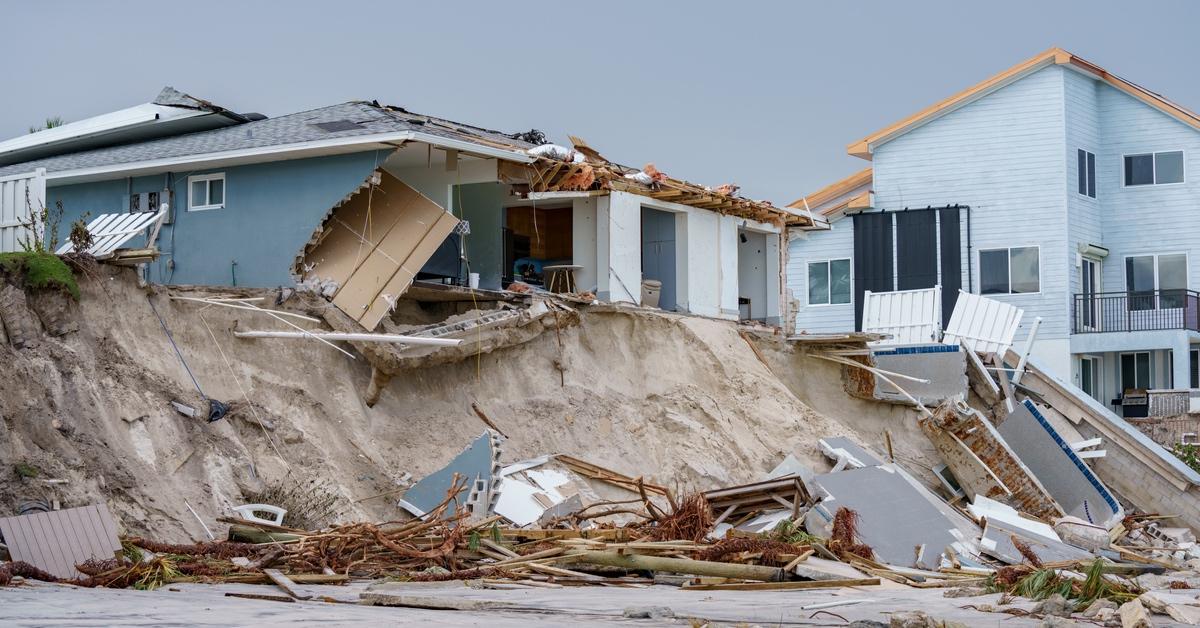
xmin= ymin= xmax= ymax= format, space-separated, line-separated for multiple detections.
xmin=0 ymin=86 xmax=248 ymax=167
xmin=40 ymin=129 xmax=534 ymax=186
xmin=519 ymin=153 xmax=811 ymax=228
xmin=846 ymin=46 xmax=1200 ymax=160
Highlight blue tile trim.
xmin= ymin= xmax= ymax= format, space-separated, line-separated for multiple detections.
xmin=873 ymin=344 xmax=961 ymax=356
xmin=1022 ymin=399 xmax=1120 ymax=516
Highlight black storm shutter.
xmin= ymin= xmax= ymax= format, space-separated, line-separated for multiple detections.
xmin=895 ymin=211 xmax=938 ymax=291
xmin=852 ymin=212 xmax=894 ymax=330
xmin=938 ymin=207 xmax=962 ymax=327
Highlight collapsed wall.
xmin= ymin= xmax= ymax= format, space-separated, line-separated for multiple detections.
xmin=0 ymin=267 xmax=877 ymax=542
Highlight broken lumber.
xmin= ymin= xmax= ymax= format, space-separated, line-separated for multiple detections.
xmin=682 ymin=577 xmax=881 ymax=591
xmin=570 ymin=551 xmax=784 ymax=582
xmin=263 ymin=568 xmax=312 ymax=600
xmin=233 ymin=330 xmax=462 ymax=346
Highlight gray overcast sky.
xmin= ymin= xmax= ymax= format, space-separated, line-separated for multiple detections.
xmin=3 ymin=1 xmax=1198 ymax=204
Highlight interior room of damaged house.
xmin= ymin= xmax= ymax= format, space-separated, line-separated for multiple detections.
xmin=3 ymin=94 xmax=1200 ymax=626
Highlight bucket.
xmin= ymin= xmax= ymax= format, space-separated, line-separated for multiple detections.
xmin=641 ymin=279 xmax=662 ymax=308
xmin=468 ymin=273 xmax=480 ymax=289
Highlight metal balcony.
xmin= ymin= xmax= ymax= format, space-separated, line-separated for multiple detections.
xmin=1072 ymin=289 xmax=1200 ymax=334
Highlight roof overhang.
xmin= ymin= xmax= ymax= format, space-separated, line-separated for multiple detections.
xmin=847 ymin=47 xmax=1200 ymax=160
xmin=43 ymin=130 xmax=534 ymax=186
xmin=0 ymin=103 xmax=243 ymax=167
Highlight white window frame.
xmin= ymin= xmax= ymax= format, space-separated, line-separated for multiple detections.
xmin=1123 ymin=251 xmax=1188 ymax=310
xmin=1077 ymin=148 xmax=1096 ymax=198
xmin=806 ymin=257 xmax=852 ymax=307
xmin=1182 ymin=432 xmax=1199 ymax=445
xmin=1122 ymin=150 xmax=1186 ymax=188
xmin=977 ymin=245 xmax=1041 ymax=295
xmin=187 ymin=172 xmax=226 ymax=211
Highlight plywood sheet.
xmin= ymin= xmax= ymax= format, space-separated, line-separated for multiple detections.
xmin=301 ymin=169 xmax=458 ymax=331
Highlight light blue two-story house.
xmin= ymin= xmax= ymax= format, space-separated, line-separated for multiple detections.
xmin=787 ymin=48 xmax=1200 ymax=418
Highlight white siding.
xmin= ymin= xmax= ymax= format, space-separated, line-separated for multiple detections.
xmin=873 ymin=65 xmax=1071 ymax=343
xmin=1096 ymin=84 xmax=1200 ymax=296
xmin=1064 ymin=69 xmax=1103 ymax=299
xmin=787 ymin=221 xmax=855 ymax=333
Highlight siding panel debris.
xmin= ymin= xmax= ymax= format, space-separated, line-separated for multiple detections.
xmin=0 ymin=504 xmax=122 ymax=579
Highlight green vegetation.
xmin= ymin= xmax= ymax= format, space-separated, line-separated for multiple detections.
xmin=1173 ymin=443 xmax=1200 ymax=474
xmin=772 ymin=518 xmax=824 ymax=545
xmin=0 ymin=251 xmax=80 ymax=300
xmin=13 ymin=462 xmax=39 ymax=478
xmin=987 ymin=558 xmax=1140 ymax=605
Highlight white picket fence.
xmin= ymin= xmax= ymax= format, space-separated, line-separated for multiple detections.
xmin=0 ymin=169 xmax=47 ymax=252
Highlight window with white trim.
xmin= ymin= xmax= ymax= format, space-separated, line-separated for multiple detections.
xmin=1125 ymin=253 xmax=1187 ymax=310
xmin=1077 ymin=149 xmax=1096 ymax=198
xmin=979 ymin=246 xmax=1039 ymax=294
xmin=1123 ymin=151 xmax=1184 ymax=186
xmin=188 ymin=173 xmax=225 ymax=211
xmin=808 ymin=258 xmax=851 ymax=305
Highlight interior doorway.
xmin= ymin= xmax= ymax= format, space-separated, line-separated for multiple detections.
xmin=641 ymin=207 xmax=678 ymax=310
xmin=503 ymin=204 xmax=572 ymax=287
xmin=738 ymin=229 xmax=768 ymax=320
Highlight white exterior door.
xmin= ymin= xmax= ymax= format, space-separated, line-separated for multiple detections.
xmin=0 ymin=169 xmax=47 ymax=252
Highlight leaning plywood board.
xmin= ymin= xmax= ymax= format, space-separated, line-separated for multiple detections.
xmin=353 ymin=212 xmax=459 ymax=330
xmin=301 ymin=172 xmax=422 ymax=288
xmin=298 ymin=169 xmax=458 ymax=330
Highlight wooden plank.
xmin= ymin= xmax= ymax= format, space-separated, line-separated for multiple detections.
xmin=263 ymin=568 xmax=313 ymax=600
xmin=683 ymin=577 xmax=881 ymax=591
xmin=225 ymin=592 xmax=296 ymax=603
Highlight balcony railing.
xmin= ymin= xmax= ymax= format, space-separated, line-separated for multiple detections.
xmin=1072 ymin=289 xmax=1200 ymax=334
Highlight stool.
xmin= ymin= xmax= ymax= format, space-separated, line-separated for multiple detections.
xmin=543 ymin=264 xmax=582 ymax=293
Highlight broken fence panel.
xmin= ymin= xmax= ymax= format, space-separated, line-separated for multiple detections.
xmin=56 ymin=210 xmax=165 ymax=258
xmin=861 ymin=286 xmax=942 ymax=345
xmin=0 ymin=503 xmax=122 ymax=579
xmin=942 ymin=290 xmax=1022 ymax=355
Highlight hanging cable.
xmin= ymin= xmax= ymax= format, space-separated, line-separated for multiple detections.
xmin=146 ymin=294 xmax=228 ymax=422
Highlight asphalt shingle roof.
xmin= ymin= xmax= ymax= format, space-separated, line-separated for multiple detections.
xmin=0 ymin=101 xmax=536 ymax=178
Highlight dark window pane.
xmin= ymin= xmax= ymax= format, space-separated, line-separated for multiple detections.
xmin=1121 ymin=353 xmax=1136 ymax=391
xmin=829 ymin=259 xmax=851 ymax=304
xmin=1137 ymin=353 xmax=1150 ymax=389
xmin=1159 ymin=253 xmax=1187 ymax=308
xmin=1078 ymin=149 xmax=1087 ymax=195
xmin=980 ymin=249 xmax=1009 ymax=294
xmin=1087 ymin=152 xmax=1096 ymax=197
xmin=1125 ymin=154 xmax=1154 ymax=186
xmin=1081 ymin=358 xmax=1094 ymax=396
xmin=209 ymin=179 xmax=224 ymax=206
xmin=1156 ymin=151 xmax=1184 ymax=184
xmin=1127 ymin=256 xmax=1156 ymax=311
xmin=808 ymin=261 xmax=829 ymax=305
xmin=1191 ymin=351 xmax=1198 ymax=389
xmin=1010 ymin=247 xmax=1040 ymax=293
xmin=191 ymin=180 xmax=206 ymax=207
